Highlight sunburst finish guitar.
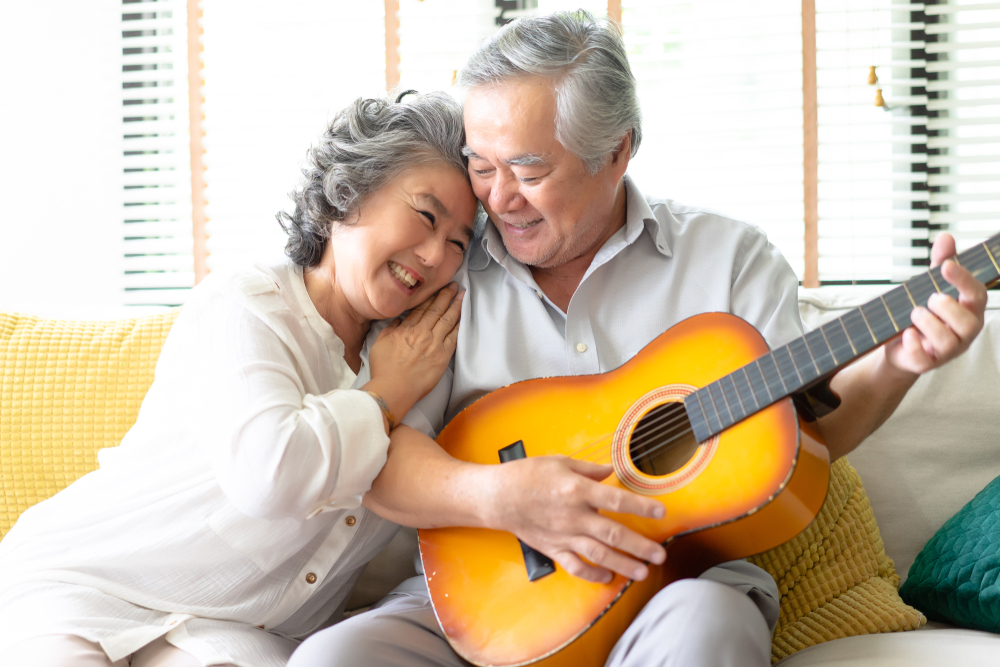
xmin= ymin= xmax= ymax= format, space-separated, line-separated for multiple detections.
xmin=418 ymin=233 xmax=1000 ymax=667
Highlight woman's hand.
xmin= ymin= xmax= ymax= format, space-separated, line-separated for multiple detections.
xmin=363 ymin=284 xmax=463 ymax=430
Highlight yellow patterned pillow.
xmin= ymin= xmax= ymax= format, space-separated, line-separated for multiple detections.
xmin=749 ymin=457 xmax=926 ymax=663
xmin=0 ymin=310 xmax=179 ymax=538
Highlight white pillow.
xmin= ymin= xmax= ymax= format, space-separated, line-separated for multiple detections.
xmin=797 ymin=287 xmax=1000 ymax=582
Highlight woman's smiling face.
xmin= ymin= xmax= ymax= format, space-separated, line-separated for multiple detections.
xmin=330 ymin=162 xmax=477 ymax=321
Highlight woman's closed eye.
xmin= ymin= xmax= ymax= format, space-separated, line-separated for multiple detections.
xmin=419 ymin=210 xmax=436 ymax=225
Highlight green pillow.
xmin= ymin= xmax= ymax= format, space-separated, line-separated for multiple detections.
xmin=900 ymin=474 xmax=1000 ymax=632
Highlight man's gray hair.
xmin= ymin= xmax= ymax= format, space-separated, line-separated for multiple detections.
xmin=278 ymin=91 xmax=468 ymax=267
xmin=458 ymin=10 xmax=641 ymax=175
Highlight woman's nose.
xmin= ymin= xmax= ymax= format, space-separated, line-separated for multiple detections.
xmin=415 ymin=236 xmax=446 ymax=267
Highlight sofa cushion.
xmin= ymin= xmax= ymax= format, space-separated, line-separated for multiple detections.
xmin=0 ymin=310 xmax=177 ymax=538
xmin=749 ymin=457 xmax=925 ymax=664
xmin=799 ymin=288 xmax=1000 ymax=583
xmin=775 ymin=621 xmax=1000 ymax=666
xmin=900 ymin=473 xmax=1000 ymax=632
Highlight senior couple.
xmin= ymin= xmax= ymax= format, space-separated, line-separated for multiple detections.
xmin=0 ymin=10 xmax=986 ymax=667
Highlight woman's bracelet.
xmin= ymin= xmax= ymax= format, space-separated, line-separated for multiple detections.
xmin=363 ymin=390 xmax=396 ymax=432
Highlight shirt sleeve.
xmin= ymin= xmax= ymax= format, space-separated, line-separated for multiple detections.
xmin=729 ymin=224 xmax=805 ymax=350
xmin=190 ymin=283 xmax=389 ymax=521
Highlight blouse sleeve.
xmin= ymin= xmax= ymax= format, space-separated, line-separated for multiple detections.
xmin=181 ymin=276 xmax=389 ymax=521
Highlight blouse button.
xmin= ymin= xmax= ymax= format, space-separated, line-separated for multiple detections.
xmin=345 ymin=515 xmax=357 ymax=527
xmin=576 ymin=343 xmax=587 ymax=353
xmin=305 ymin=572 xmax=317 ymax=584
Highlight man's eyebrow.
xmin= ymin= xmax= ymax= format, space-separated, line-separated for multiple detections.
xmin=504 ymin=153 xmax=547 ymax=167
xmin=461 ymin=146 xmax=547 ymax=167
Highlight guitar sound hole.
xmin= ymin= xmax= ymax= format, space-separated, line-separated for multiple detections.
xmin=629 ymin=401 xmax=701 ymax=477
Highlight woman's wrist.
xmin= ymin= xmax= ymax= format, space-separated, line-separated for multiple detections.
xmin=360 ymin=379 xmax=417 ymax=434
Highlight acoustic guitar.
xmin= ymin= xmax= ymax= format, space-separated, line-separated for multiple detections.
xmin=418 ymin=233 xmax=1000 ymax=667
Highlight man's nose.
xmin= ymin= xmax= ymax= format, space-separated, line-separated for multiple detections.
xmin=489 ymin=171 xmax=523 ymax=214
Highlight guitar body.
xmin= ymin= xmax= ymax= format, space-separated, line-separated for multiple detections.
xmin=419 ymin=312 xmax=831 ymax=667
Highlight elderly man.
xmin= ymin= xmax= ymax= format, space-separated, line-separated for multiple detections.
xmin=291 ymin=10 xmax=986 ymax=667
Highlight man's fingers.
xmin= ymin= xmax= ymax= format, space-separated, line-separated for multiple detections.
xmin=565 ymin=457 xmax=615 ymax=483
xmin=583 ymin=513 xmax=666 ymax=567
xmin=930 ymin=232 xmax=957 ymax=269
xmin=910 ymin=305 xmax=957 ymax=359
xmin=569 ymin=535 xmax=651 ymax=581
xmin=940 ymin=259 xmax=988 ymax=318
xmin=587 ymin=479 xmax=666 ymax=521
xmin=547 ymin=550 xmax=613 ymax=584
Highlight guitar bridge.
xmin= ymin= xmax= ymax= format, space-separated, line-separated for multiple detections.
xmin=498 ymin=441 xmax=557 ymax=582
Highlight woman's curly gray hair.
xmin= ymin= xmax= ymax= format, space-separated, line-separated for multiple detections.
xmin=278 ymin=91 xmax=468 ymax=267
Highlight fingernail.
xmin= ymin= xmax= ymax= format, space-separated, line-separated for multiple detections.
xmin=650 ymin=504 xmax=665 ymax=519
xmin=457 ymin=291 xmax=466 ymax=300
xmin=652 ymin=548 xmax=666 ymax=565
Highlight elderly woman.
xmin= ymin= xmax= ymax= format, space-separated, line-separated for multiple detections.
xmin=0 ymin=91 xmax=477 ymax=667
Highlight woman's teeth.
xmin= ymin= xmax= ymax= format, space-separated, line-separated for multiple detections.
xmin=389 ymin=261 xmax=418 ymax=288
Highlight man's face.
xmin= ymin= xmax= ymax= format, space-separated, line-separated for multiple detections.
xmin=463 ymin=77 xmax=627 ymax=269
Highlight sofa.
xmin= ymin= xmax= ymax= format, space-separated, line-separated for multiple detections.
xmin=2 ymin=286 xmax=999 ymax=665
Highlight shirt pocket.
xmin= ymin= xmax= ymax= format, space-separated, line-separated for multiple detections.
xmin=207 ymin=503 xmax=326 ymax=573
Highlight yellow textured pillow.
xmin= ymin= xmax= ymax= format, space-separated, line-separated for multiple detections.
xmin=0 ymin=310 xmax=178 ymax=538
xmin=749 ymin=457 xmax=926 ymax=663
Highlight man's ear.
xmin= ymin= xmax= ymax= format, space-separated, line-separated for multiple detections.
xmin=609 ymin=132 xmax=632 ymax=176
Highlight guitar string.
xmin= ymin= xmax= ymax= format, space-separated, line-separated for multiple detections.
xmin=576 ymin=406 xmax=701 ymax=465
xmin=561 ymin=401 xmax=695 ymax=462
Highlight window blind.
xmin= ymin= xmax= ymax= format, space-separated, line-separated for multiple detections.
xmin=200 ymin=0 xmax=386 ymax=274
xmin=621 ymin=0 xmax=807 ymax=278
xmin=815 ymin=0 xmax=1000 ymax=283
xmin=121 ymin=0 xmax=195 ymax=306
xmin=925 ymin=0 xmax=1000 ymax=255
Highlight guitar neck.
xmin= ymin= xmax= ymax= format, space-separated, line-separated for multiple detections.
xmin=686 ymin=232 xmax=1000 ymax=443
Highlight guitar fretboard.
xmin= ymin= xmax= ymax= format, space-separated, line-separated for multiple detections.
xmin=685 ymin=232 xmax=1000 ymax=443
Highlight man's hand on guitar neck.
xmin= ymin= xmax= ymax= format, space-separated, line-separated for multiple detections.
xmin=819 ymin=232 xmax=987 ymax=461
xmin=884 ymin=232 xmax=987 ymax=376
xmin=363 ymin=426 xmax=667 ymax=584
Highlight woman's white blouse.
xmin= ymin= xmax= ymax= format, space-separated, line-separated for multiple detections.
xmin=0 ymin=262 xmax=403 ymax=666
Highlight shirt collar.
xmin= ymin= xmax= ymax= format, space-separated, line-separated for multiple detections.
xmin=467 ymin=172 xmax=672 ymax=273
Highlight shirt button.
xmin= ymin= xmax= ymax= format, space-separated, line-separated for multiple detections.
xmin=305 ymin=572 xmax=317 ymax=584
xmin=345 ymin=515 xmax=357 ymax=527
xmin=576 ymin=343 xmax=587 ymax=353
xmin=535 ymin=290 xmax=544 ymax=300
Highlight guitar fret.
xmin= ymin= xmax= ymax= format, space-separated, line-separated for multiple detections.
xmin=902 ymin=281 xmax=918 ymax=308
xmin=804 ymin=328 xmax=836 ymax=375
xmin=879 ymin=295 xmax=899 ymax=333
xmin=757 ymin=355 xmax=786 ymax=398
xmin=882 ymin=286 xmax=913 ymax=331
xmin=932 ymin=266 xmax=960 ymax=298
xmin=721 ymin=375 xmax=746 ymax=420
xmin=788 ymin=338 xmax=819 ymax=383
xmin=736 ymin=367 xmax=760 ymax=411
xmin=695 ymin=388 xmax=722 ymax=435
xmin=817 ymin=325 xmax=840 ymax=366
xmin=985 ymin=242 xmax=1000 ymax=274
xmin=840 ymin=309 xmax=876 ymax=355
xmin=856 ymin=306 xmax=879 ymax=345
xmin=837 ymin=318 xmax=858 ymax=356
xmin=861 ymin=299 xmax=898 ymax=343
xmin=773 ymin=346 xmax=803 ymax=391
xmin=822 ymin=320 xmax=854 ymax=365
xmin=748 ymin=362 xmax=774 ymax=404
xmin=927 ymin=269 xmax=942 ymax=293
xmin=907 ymin=273 xmax=937 ymax=307
xmin=708 ymin=382 xmax=733 ymax=426
xmin=963 ymin=245 xmax=996 ymax=286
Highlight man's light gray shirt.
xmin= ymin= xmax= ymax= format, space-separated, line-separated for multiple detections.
xmin=411 ymin=174 xmax=805 ymax=435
